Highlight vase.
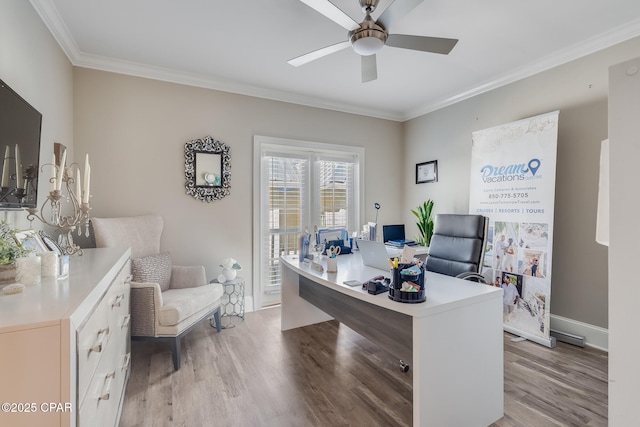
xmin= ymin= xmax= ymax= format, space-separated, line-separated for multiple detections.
xmin=0 ymin=264 xmax=16 ymax=284
xmin=222 ymin=268 xmax=237 ymax=282
xmin=41 ymin=252 xmax=59 ymax=278
xmin=15 ymin=256 xmax=41 ymax=286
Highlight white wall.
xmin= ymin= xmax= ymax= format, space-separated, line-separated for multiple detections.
xmin=0 ymin=0 xmax=74 ymax=229
xmin=73 ymin=69 xmax=404 ymax=304
xmin=404 ymin=36 xmax=640 ymax=333
xmin=608 ymin=56 xmax=640 ymax=426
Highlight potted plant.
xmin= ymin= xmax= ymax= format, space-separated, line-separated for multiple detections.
xmin=0 ymin=220 xmax=32 ymax=283
xmin=411 ymin=200 xmax=435 ymax=247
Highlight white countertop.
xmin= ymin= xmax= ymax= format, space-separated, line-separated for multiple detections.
xmin=280 ymin=253 xmax=502 ymax=318
xmin=0 ymin=247 xmax=131 ymax=333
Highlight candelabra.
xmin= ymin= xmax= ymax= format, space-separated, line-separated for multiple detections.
xmin=26 ymin=163 xmax=90 ymax=256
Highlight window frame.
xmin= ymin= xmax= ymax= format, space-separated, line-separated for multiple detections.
xmin=252 ymin=135 xmax=365 ymax=309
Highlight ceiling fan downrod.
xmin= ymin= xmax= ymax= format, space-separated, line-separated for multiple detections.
xmin=359 ymin=0 xmax=379 ymax=13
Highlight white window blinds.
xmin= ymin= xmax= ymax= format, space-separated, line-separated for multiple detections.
xmin=256 ymin=140 xmax=362 ymax=307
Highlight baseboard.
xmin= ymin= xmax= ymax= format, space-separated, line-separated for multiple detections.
xmin=550 ymin=314 xmax=608 ymax=352
xmin=245 ymin=296 xmax=254 ymax=313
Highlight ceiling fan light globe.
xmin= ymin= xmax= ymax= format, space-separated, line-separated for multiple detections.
xmin=352 ymin=36 xmax=384 ymax=55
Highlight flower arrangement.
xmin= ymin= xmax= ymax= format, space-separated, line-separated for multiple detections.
xmin=218 ymin=257 xmax=242 ymax=283
xmin=0 ymin=220 xmax=31 ymax=265
xmin=219 ymin=258 xmax=242 ymax=271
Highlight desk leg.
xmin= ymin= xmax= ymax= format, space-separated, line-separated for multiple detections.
xmin=280 ymin=263 xmax=333 ymax=331
xmin=412 ymin=295 xmax=504 ymax=426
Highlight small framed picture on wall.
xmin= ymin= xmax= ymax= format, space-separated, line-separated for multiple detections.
xmin=416 ymin=160 xmax=438 ymax=184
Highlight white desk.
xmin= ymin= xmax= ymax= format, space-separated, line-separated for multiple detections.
xmin=281 ymin=253 xmax=503 ymax=427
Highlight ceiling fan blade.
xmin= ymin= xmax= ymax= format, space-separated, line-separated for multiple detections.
xmin=361 ymin=54 xmax=377 ymax=83
xmin=288 ymin=40 xmax=351 ymax=67
xmin=386 ymin=34 xmax=458 ymax=55
xmin=377 ymin=0 xmax=424 ymax=30
xmin=299 ymin=0 xmax=360 ymax=31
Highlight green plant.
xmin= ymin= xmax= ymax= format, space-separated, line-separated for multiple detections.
xmin=0 ymin=221 xmax=31 ymax=265
xmin=411 ymin=200 xmax=435 ymax=247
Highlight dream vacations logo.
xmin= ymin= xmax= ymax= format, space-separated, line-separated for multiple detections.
xmin=480 ymin=159 xmax=541 ymax=183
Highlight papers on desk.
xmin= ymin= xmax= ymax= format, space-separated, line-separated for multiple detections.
xmin=401 ymin=245 xmax=416 ymax=263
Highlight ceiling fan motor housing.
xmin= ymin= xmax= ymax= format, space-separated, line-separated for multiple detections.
xmin=349 ymin=14 xmax=387 ymax=56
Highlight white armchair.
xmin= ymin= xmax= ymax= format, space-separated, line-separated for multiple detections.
xmin=91 ymin=215 xmax=223 ymax=370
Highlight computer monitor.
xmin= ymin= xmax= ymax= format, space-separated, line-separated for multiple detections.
xmin=382 ymin=224 xmax=405 ymax=243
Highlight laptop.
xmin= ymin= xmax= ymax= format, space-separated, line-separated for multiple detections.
xmin=382 ymin=224 xmax=416 ymax=247
xmin=383 ymin=224 xmax=405 ymax=242
xmin=356 ymin=239 xmax=392 ymax=271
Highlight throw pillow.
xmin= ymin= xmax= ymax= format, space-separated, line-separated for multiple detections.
xmin=132 ymin=252 xmax=172 ymax=292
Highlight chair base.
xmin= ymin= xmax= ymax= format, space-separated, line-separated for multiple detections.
xmin=132 ymin=305 xmax=222 ymax=370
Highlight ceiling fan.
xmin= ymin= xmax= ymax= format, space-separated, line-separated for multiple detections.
xmin=288 ymin=0 xmax=459 ymax=82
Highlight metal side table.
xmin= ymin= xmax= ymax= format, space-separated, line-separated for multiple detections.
xmin=210 ymin=277 xmax=245 ymax=328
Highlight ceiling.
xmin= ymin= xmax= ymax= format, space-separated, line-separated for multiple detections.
xmin=31 ymin=0 xmax=640 ymax=121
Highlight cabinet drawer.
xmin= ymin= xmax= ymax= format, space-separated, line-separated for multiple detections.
xmin=78 ymin=265 xmax=130 ymax=403
xmin=76 ymin=256 xmax=132 ymax=425
xmin=77 ymin=299 xmax=111 ymax=402
xmin=78 ymin=348 xmax=129 ymax=427
xmin=106 ymin=279 xmax=129 ymax=334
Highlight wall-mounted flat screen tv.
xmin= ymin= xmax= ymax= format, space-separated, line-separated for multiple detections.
xmin=0 ymin=78 xmax=42 ymax=209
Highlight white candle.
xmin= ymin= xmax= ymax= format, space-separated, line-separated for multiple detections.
xmin=83 ymin=154 xmax=89 ymax=200
xmin=15 ymin=145 xmax=23 ymax=189
xmin=76 ymin=168 xmax=82 ymax=200
xmin=56 ymin=149 xmax=66 ymax=191
xmin=50 ymin=154 xmax=56 ymax=191
xmin=83 ymin=163 xmax=91 ymax=204
xmin=1 ymin=146 xmax=9 ymax=187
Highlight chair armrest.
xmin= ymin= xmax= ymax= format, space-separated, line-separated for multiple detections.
xmin=170 ymin=265 xmax=207 ymax=289
xmin=129 ymin=281 xmax=163 ymax=337
xmin=456 ymin=272 xmax=488 ymax=283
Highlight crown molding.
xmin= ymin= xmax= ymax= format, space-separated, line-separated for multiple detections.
xmin=31 ymin=0 xmax=640 ymax=123
xmin=29 ymin=0 xmax=403 ymax=121
xmin=403 ymin=18 xmax=640 ymax=121
xmin=30 ymin=0 xmax=82 ymax=63
xmin=72 ymin=53 xmax=404 ymax=121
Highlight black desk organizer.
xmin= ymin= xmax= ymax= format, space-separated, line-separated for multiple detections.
xmin=388 ymin=262 xmax=427 ymax=303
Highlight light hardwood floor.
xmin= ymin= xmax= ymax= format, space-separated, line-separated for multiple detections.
xmin=119 ymin=307 xmax=607 ymax=426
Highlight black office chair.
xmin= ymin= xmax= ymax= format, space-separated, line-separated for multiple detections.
xmin=425 ymin=214 xmax=488 ymax=283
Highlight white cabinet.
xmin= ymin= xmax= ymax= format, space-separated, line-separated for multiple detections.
xmin=0 ymin=248 xmax=131 ymax=427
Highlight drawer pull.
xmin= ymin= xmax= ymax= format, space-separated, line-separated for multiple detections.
xmin=122 ymin=353 xmax=131 ymax=371
xmin=112 ymin=293 xmax=124 ymax=308
xmin=89 ymin=327 xmax=110 ymax=353
xmin=98 ymin=371 xmax=116 ymax=401
xmin=121 ymin=314 xmax=131 ymax=329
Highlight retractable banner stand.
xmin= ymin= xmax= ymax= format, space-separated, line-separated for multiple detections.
xmin=469 ymin=111 xmax=559 ymax=348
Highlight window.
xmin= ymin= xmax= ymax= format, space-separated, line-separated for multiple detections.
xmin=253 ymin=136 xmax=364 ymax=308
